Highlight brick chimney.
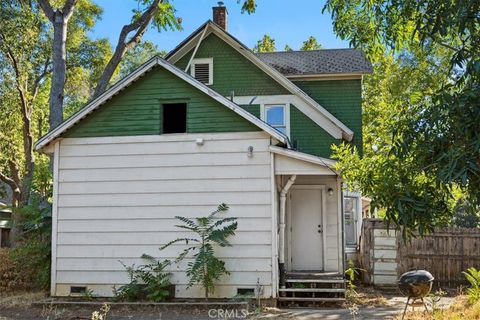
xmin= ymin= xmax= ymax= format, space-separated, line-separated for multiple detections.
xmin=213 ymin=1 xmax=228 ymax=31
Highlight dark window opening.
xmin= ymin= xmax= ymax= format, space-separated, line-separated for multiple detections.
xmin=163 ymin=103 xmax=187 ymax=134
xmin=237 ymin=288 xmax=255 ymax=296
xmin=70 ymin=286 xmax=87 ymax=294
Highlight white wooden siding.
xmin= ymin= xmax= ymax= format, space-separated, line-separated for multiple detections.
xmin=54 ymin=132 xmax=273 ymax=298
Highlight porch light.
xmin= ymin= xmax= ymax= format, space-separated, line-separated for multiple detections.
xmin=328 ymin=188 xmax=334 ymax=196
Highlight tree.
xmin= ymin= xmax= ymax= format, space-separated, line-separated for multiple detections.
xmin=39 ymin=0 xmax=256 ymax=131
xmin=0 ymin=0 xmax=110 ymax=244
xmin=284 ymin=44 xmax=293 ymax=52
xmin=324 ymin=0 xmax=480 ymax=234
xmin=115 ymin=40 xmax=166 ymax=82
xmin=253 ymin=34 xmax=276 ymax=53
xmin=300 ymin=36 xmax=322 ymax=50
xmin=161 ymin=204 xmax=237 ymax=300
xmin=332 ymin=46 xmax=453 ymax=236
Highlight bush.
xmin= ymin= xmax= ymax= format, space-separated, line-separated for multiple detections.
xmin=10 ymin=236 xmax=51 ymax=290
xmin=0 ymin=248 xmax=27 ymax=292
xmin=114 ymin=254 xmax=172 ymax=302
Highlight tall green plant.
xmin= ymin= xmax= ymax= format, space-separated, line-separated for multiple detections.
xmin=463 ymin=267 xmax=480 ymax=303
xmin=161 ymin=204 xmax=237 ymax=300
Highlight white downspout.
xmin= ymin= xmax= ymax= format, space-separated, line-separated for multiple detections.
xmin=278 ymin=175 xmax=296 ymax=288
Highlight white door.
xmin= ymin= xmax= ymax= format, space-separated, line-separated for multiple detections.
xmin=290 ymin=187 xmax=324 ymax=271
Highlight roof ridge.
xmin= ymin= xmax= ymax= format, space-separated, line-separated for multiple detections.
xmin=256 ymin=48 xmax=358 ymax=54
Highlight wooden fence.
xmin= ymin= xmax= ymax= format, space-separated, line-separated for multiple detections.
xmin=397 ymin=227 xmax=480 ymax=287
xmin=359 ymin=219 xmax=480 ymax=287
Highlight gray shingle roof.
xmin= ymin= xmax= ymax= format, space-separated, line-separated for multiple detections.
xmin=255 ymin=49 xmax=372 ymax=76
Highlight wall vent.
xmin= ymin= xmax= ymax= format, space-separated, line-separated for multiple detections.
xmin=70 ymin=286 xmax=87 ymax=295
xmin=236 ymin=288 xmax=255 ymax=296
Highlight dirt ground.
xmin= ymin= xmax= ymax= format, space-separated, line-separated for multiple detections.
xmin=0 ymin=289 xmax=458 ymax=320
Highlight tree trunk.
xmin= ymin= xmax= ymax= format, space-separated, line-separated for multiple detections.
xmin=49 ymin=11 xmax=68 ymax=130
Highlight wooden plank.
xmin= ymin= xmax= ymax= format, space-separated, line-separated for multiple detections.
xmin=57 ymin=218 xmax=272 ymax=233
xmin=56 ymin=270 xmax=272 ymax=285
xmin=58 ymin=205 xmax=271 ymax=220
xmin=57 ymin=230 xmax=271 ymax=245
xmin=58 ymin=191 xmax=271 ymax=207
xmin=59 ymin=152 xmax=271 ymax=169
xmin=279 ymin=288 xmax=345 ymax=293
xmin=58 ymin=178 xmax=271 ymax=195
xmin=57 ymin=257 xmax=272 ymax=272
xmin=56 ymin=244 xmax=272 ymax=259
xmin=59 ymin=165 xmax=271 ymax=182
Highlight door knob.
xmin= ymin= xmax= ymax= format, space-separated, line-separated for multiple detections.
xmin=318 ymin=225 xmax=323 ymax=233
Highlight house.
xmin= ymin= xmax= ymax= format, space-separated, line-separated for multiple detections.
xmin=35 ymin=4 xmax=372 ymax=302
xmin=0 ymin=200 xmax=11 ymax=248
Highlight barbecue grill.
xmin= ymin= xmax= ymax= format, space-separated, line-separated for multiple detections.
xmin=398 ymin=270 xmax=434 ymax=320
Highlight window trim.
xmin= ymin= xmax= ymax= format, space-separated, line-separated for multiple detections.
xmin=260 ymin=103 xmax=290 ymax=137
xmin=343 ymin=191 xmax=362 ymax=247
xmin=191 ymin=58 xmax=213 ymax=85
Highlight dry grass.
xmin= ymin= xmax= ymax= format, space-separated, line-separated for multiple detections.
xmin=398 ymin=296 xmax=480 ymax=320
xmin=0 ymin=291 xmax=46 ymax=308
xmin=345 ymin=287 xmax=389 ymax=307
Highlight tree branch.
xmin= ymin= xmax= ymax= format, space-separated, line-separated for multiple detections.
xmin=0 ymin=170 xmax=17 ymax=192
xmin=62 ymin=0 xmax=78 ymax=21
xmin=37 ymin=0 xmax=54 ymax=22
xmin=32 ymin=57 xmax=51 ymax=99
xmin=92 ymin=0 xmax=161 ymax=98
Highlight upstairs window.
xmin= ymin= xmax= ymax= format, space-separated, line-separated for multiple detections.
xmin=163 ymin=103 xmax=187 ymax=134
xmin=191 ymin=58 xmax=213 ymax=85
xmin=264 ymin=104 xmax=287 ymax=135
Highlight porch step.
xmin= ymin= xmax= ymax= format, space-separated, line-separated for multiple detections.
xmin=279 ymin=288 xmax=345 ymax=293
xmin=278 ymin=297 xmax=345 ymax=302
xmin=279 ymin=272 xmax=346 ymax=308
xmin=286 ymin=278 xmax=345 ymax=284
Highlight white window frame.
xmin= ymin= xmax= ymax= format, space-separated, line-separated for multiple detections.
xmin=190 ymin=58 xmax=213 ymax=85
xmin=261 ymin=103 xmax=290 ymax=138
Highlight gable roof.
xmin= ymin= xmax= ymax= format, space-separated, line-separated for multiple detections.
xmin=166 ymin=21 xmax=355 ymax=142
xmin=35 ymin=56 xmax=288 ymax=151
xmin=256 ymin=49 xmax=373 ymax=77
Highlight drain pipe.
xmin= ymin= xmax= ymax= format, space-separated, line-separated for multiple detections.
xmin=279 ymin=175 xmax=296 ymax=290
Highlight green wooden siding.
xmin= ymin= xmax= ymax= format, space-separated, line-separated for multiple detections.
xmin=240 ymin=104 xmax=260 ymax=118
xmin=290 ymin=105 xmax=340 ymax=157
xmin=64 ymin=66 xmax=259 ymax=138
xmin=293 ymin=79 xmax=363 ymax=153
xmin=175 ymin=34 xmax=289 ymax=97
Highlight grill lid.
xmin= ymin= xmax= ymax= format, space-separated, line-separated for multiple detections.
xmin=398 ymin=270 xmax=434 ymax=284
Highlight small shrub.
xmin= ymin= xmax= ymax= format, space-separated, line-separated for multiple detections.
xmin=463 ymin=267 xmax=480 ymax=303
xmin=114 ymin=254 xmax=172 ymax=302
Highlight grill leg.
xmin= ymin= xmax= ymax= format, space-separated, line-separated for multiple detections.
xmin=421 ymin=297 xmax=428 ymax=313
xmin=401 ymin=297 xmax=410 ymax=320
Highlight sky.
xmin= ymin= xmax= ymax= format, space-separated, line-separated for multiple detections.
xmin=89 ymin=0 xmax=350 ymax=52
